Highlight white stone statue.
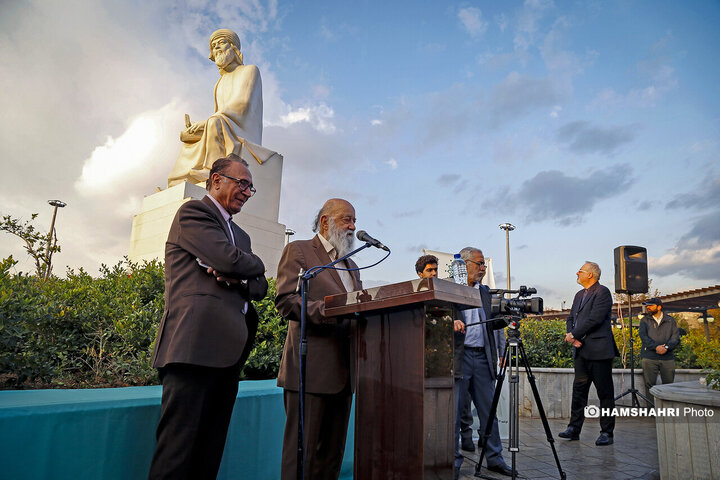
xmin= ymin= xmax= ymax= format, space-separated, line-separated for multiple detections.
xmin=168 ymin=29 xmax=270 ymax=187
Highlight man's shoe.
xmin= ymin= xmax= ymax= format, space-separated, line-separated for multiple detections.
xmin=595 ymin=432 xmax=614 ymax=446
xmin=461 ymin=437 xmax=475 ymax=452
xmin=558 ymin=426 xmax=580 ymax=440
xmin=487 ymin=462 xmax=515 ymax=477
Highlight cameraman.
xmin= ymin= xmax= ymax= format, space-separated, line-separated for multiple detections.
xmin=453 ymin=247 xmax=513 ymax=477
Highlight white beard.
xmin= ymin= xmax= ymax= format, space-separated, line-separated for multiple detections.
xmin=327 ymin=219 xmax=355 ymax=258
xmin=214 ymin=49 xmax=234 ymax=69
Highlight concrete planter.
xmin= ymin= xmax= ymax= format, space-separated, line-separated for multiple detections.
xmin=651 ymin=381 xmax=720 ymax=480
xmin=516 ymin=368 xmax=702 ymax=418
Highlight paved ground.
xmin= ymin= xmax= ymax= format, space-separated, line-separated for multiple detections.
xmin=457 ymin=416 xmax=660 ymax=480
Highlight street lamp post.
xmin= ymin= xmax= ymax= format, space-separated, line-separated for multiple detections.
xmin=45 ymin=200 xmax=67 ymax=280
xmin=284 ymin=228 xmax=295 ymax=246
xmin=499 ymin=223 xmax=515 ymax=296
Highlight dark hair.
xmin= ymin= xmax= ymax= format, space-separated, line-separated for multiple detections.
xmin=415 ymin=254 xmax=439 ymax=274
xmin=206 ymin=154 xmax=249 ymax=190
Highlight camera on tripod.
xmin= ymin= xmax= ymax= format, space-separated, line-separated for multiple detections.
xmin=489 ymin=285 xmax=544 ymax=327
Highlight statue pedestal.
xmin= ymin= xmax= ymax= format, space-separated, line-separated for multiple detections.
xmin=128 ymin=182 xmax=285 ymax=278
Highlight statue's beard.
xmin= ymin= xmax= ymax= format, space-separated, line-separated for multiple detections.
xmin=214 ymin=50 xmax=234 ymax=69
xmin=327 ymin=219 xmax=355 ymax=258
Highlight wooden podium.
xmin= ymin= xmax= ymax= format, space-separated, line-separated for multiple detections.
xmin=324 ymin=277 xmax=482 ymax=479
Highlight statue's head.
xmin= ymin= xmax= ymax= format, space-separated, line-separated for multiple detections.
xmin=209 ymin=29 xmax=243 ymax=66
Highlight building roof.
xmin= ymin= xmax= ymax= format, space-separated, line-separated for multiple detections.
xmin=656 ymin=285 xmax=720 ymax=314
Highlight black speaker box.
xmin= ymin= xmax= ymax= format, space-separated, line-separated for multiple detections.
xmin=614 ymin=246 xmax=649 ymax=294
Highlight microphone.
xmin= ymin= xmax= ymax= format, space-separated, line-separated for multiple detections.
xmin=356 ymin=230 xmax=390 ymax=251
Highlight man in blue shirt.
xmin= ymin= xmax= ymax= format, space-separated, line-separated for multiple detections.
xmin=454 ymin=247 xmax=513 ymax=477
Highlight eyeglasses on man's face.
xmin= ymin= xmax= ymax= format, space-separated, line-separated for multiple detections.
xmin=220 ymin=173 xmax=257 ymax=196
xmin=467 ymin=259 xmax=486 ymax=267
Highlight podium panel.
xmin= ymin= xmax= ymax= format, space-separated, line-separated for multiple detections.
xmin=325 ymin=278 xmax=481 ymax=479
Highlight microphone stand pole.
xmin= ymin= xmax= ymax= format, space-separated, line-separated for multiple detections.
xmin=297 ymin=242 xmax=374 ymax=480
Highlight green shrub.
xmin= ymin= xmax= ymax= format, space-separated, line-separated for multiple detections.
xmin=242 ymin=278 xmax=287 ymax=380
xmin=518 ymin=318 xmax=573 ymax=368
xmin=612 ymin=324 xmax=642 ymax=369
xmin=0 ymin=258 xmax=163 ymax=388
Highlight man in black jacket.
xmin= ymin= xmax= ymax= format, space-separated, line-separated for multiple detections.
xmin=558 ymin=261 xmax=619 ymax=446
xmin=639 ymin=298 xmax=680 ymax=402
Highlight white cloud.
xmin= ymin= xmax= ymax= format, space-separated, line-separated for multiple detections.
xmin=385 ymin=158 xmax=398 ymax=170
xmin=514 ymin=0 xmax=554 ymax=52
xmin=652 ymin=244 xmax=720 ymax=280
xmin=74 ymin=101 xmax=185 ymax=216
xmin=277 ymin=104 xmax=337 ymax=134
xmin=458 ymin=7 xmax=488 ymax=37
xmin=371 ymin=119 xmax=383 ymax=126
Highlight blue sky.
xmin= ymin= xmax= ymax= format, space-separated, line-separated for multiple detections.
xmin=1 ymin=0 xmax=719 ymax=308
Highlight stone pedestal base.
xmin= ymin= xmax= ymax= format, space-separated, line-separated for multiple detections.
xmin=128 ymin=182 xmax=284 ymax=278
xmin=651 ymin=381 xmax=720 ymax=480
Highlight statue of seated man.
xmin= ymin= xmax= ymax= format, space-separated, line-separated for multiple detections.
xmin=168 ymin=29 xmax=264 ymax=187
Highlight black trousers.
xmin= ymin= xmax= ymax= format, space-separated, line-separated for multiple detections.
xmin=148 ymin=362 xmax=241 ymax=480
xmin=569 ymin=356 xmax=615 ymax=435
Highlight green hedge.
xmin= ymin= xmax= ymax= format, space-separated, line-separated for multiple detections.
xmin=1 ymin=257 xmax=714 ymax=389
xmin=1 ymin=258 xmax=163 ymax=388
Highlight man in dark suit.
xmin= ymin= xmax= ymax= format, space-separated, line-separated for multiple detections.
xmin=149 ymin=155 xmax=268 ymax=479
xmin=454 ymin=247 xmax=512 ymax=478
xmin=276 ymin=198 xmax=362 ymax=480
xmin=559 ymin=261 xmax=619 ymax=446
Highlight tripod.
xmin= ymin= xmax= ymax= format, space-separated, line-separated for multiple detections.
xmin=475 ymin=319 xmax=566 ymax=480
xmin=614 ymin=294 xmax=653 ymax=408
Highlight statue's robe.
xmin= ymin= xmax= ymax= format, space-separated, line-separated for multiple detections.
xmin=168 ymin=64 xmax=266 ymax=187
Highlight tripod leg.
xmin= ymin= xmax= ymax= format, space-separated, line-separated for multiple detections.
xmin=517 ymin=341 xmax=567 ymax=480
xmin=474 ymin=343 xmax=510 ymax=476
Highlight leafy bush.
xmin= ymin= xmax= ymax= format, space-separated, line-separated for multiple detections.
xmin=0 ymin=257 xmax=289 ymax=389
xmin=518 ymin=318 xmax=573 ymax=368
xmin=243 ymin=278 xmax=288 ymax=380
xmin=0 ymin=258 xmax=163 ymax=388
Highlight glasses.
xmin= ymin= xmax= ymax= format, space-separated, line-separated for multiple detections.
xmin=220 ymin=174 xmax=256 ymax=196
xmin=467 ymin=259 xmax=486 ymax=267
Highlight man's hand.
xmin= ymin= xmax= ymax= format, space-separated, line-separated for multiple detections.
xmin=206 ymin=267 xmax=239 ymax=285
xmin=572 ymin=339 xmax=582 ymax=348
xmin=655 ymin=345 xmax=668 ymax=355
xmin=454 ymin=320 xmax=466 ymax=333
xmin=499 ymin=357 xmax=507 ymax=368
xmin=564 ymin=332 xmax=574 ymax=343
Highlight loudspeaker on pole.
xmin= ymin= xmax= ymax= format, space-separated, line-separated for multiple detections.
xmin=614 ymin=245 xmax=649 ymax=294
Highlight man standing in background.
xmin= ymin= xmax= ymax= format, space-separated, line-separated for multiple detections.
xmin=639 ymin=298 xmax=680 ymax=402
xmin=559 ymin=261 xmax=619 ymax=446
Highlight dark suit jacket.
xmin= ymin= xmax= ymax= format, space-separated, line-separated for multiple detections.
xmin=454 ymin=284 xmax=506 ymax=380
xmin=152 ymin=196 xmax=268 ymax=369
xmin=275 ymin=235 xmax=362 ymax=394
xmin=565 ymin=281 xmax=619 ymax=361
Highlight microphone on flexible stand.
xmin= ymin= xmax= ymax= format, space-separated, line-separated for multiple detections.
xmin=356 ymin=230 xmax=390 ymax=252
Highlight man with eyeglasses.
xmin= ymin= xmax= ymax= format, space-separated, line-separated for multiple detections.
xmin=276 ymin=198 xmax=362 ymax=480
xmin=454 ymin=247 xmax=513 ymax=478
xmin=558 ymin=261 xmax=619 ymax=446
xmin=149 ymin=154 xmax=268 ymax=479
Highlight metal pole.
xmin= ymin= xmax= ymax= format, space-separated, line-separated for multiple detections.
xmin=499 ymin=223 xmax=515 ymax=297
xmin=44 ymin=200 xmax=66 ymax=280
xmin=285 ymin=228 xmax=295 ymax=246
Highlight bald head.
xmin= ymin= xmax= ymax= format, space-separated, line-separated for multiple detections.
xmin=312 ymin=198 xmax=356 ymax=236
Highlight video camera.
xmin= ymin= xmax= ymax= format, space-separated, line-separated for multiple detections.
xmin=489 ymin=286 xmax=543 ymax=324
